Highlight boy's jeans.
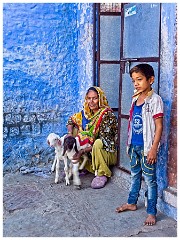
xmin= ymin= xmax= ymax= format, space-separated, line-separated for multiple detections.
xmin=127 ymin=145 xmax=157 ymax=216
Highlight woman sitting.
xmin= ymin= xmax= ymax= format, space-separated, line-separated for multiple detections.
xmin=66 ymin=86 xmax=118 ymax=189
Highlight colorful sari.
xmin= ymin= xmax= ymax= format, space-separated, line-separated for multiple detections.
xmin=66 ymin=86 xmax=118 ymax=177
xmin=70 ymin=87 xmax=112 ymax=147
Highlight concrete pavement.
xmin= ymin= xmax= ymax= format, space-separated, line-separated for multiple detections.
xmin=3 ymin=167 xmax=177 ymax=237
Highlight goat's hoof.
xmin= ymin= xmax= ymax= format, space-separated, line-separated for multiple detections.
xmin=75 ymin=185 xmax=81 ymax=190
xmin=55 ymin=180 xmax=59 ymax=184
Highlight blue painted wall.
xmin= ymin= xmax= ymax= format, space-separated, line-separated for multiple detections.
xmin=157 ymin=3 xmax=177 ymax=192
xmin=3 ymin=3 xmax=94 ymax=172
xmin=157 ymin=3 xmax=177 ymax=220
xmin=3 ymin=2 xmax=177 ymax=220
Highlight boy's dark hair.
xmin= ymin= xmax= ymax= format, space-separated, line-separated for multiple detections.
xmin=129 ymin=64 xmax=155 ymax=80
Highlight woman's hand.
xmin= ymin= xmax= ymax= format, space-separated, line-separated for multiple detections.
xmin=72 ymin=150 xmax=84 ymax=163
xmin=65 ymin=125 xmax=74 ymax=138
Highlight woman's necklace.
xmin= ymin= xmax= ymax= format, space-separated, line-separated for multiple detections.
xmin=87 ymin=109 xmax=102 ymax=130
xmin=90 ymin=109 xmax=101 ymax=119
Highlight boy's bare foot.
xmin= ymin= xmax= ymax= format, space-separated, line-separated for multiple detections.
xmin=115 ymin=203 xmax=137 ymax=213
xmin=144 ymin=214 xmax=156 ymax=226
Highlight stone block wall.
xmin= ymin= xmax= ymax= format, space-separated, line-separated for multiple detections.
xmin=167 ymin=22 xmax=177 ymax=189
xmin=157 ymin=3 xmax=177 ymax=219
xmin=156 ymin=3 xmax=177 ymax=194
xmin=3 ymin=3 xmax=94 ymax=172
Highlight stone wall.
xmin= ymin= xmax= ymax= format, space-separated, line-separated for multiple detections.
xmin=3 ymin=3 xmax=94 ymax=172
xmin=167 ymin=12 xmax=177 ymax=189
xmin=157 ymin=3 xmax=177 ymax=220
xmin=156 ymin=3 xmax=177 ymax=194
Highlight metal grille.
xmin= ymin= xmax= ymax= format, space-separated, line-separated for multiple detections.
xmin=100 ymin=3 xmax=121 ymax=12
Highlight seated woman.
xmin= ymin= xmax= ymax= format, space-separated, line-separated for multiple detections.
xmin=66 ymin=86 xmax=118 ymax=189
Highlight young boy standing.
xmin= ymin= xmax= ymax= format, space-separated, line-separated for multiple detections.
xmin=116 ymin=64 xmax=163 ymax=226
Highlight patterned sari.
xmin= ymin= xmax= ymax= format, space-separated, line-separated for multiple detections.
xmin=67 ymin=86 xmax=118 ymax=177
xmin=68 ymin=87 xmax=112 ymax=147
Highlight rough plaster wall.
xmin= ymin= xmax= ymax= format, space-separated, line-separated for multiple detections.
xmin=3 ymin=3 xmax=93 ymax=172
xmin=157 ymin=3 xmax=176 ymax=193
xmin=157 ymin=3 xmax=177 ymax=219
xmin=77 ymin=3 xmax=94 ymax=109
xmin=167 ymin=6 xmax=177 ymax=190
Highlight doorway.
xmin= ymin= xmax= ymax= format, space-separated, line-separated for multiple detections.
xmin=94 ymin=3 xmax=161 ymax=172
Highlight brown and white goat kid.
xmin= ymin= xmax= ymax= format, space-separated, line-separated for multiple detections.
xmin=47 ymin=133 xmax=72 ymax=185
xmin=62 ymin=135 xmax=91 ymax=188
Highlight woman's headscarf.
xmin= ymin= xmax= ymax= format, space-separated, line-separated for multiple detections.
xmin=70 ymin=86 xmax=112 ymax=145
xmin=83 ymin=86 xmax=110 ymax=120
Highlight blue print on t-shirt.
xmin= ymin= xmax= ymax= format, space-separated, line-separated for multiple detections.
xmin=131 ymin=102 xmax=144 ymax=146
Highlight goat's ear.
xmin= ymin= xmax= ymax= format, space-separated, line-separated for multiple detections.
xmin=74 ymin=141 xmax=78 ymax=153
xmin=62 ymin=142 xmax=67 ymax=156
xmin=47 ymin=140 xmax=50 ymax=145
xmin=62 ymin=148 xmax=66 ymax=156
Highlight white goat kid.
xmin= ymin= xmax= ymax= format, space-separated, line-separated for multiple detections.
xmin=47 ymin=133 xmax=72 ymax=185
xmin=62 ymin=136 xmax=91 ymax=188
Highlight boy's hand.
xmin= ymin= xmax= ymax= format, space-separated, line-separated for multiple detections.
xmin=147 ymin=117 xmax=163 ymax=164
xmin=147 ymin=148 xmax=157 ymax=164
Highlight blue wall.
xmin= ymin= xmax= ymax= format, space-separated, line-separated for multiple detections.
xmin=157 ymin=3 xmax=177 ymax=219
xmin=3 ymin=3 xmax=94 ymax=172
xmin=3 ymin=2 xmax=177 ymax=220
xmin=157 ymin=3 xmax=177 ymax=192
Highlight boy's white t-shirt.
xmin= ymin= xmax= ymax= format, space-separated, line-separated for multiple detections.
xmin=127 ymin=90 xmax=164 ymax=156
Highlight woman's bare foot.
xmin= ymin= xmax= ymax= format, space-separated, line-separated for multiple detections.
xmin=144 ymin=214 xmax=156 ymax=226
xmin=115 ymin=203 xmax=137 ymax=213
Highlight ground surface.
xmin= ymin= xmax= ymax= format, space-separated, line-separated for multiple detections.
xmin=3 ymin=170 xmax=177 ymax=237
